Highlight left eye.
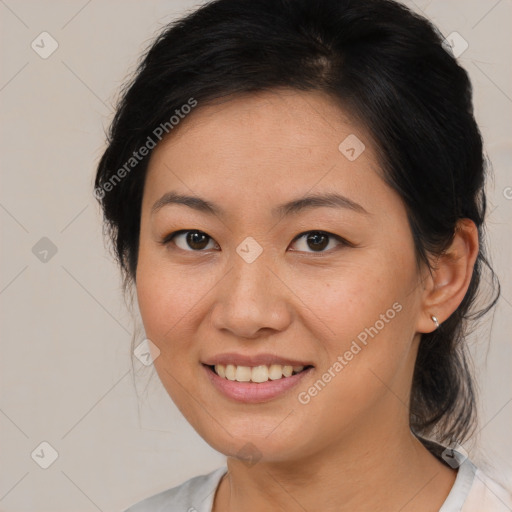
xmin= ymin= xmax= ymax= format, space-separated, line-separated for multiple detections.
xmin=290 ymin=231 xmax=347 ymax=253
xmin=160 ymin=230 xmax=348 ymax=253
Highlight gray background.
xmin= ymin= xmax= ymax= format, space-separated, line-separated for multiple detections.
xmin=0 ymin=0 xmax=511 ymax=510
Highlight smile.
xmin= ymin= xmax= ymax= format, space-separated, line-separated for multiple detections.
xmin=212 ymin=363 xmax=311 ymax=383
xmin=202 ymin=363 xmax=314 ymax=403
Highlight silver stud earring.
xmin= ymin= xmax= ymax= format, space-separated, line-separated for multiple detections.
xmin=431 ymin=315 xmax=440 ymax=329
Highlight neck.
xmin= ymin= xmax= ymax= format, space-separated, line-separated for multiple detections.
xmin=213 ymin=417 xmax=456 ymax=512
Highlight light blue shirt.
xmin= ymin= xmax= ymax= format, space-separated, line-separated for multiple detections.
xmin=124 ymin=458 xmax=512 ymax=511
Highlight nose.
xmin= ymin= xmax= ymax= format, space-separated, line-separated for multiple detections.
xmin=209 ymin=251 xmax=292 ymax=339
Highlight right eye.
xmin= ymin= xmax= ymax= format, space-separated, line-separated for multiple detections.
xmin=160 ymin=230 xmax=219 ymax=252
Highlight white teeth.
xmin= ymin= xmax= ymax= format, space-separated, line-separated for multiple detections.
xmin=213 ymin=363 xmax=307 ymax=383
xmin=251 ymin=365 xmax=269 ymax=383
xmin=282 ymin=365 xmax=293 ymax=377
xmin=235 ymin=365 xmax=252 ymax=382
xmin=268 ymin=364 xmax=284 ymax=380
xmin=225 ymin=364 xmax=236 ymax=381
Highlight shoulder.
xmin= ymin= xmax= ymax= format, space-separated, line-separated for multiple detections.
xmin=462 ymin=467 xmax=512 ymax=511
xmin=123 ymin=466 xmax=228 ymax=512
xmin=440 ymin=455 xmax=512 ymax=512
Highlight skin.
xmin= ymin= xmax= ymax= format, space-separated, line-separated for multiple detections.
xmin=135 ymin=89 xmax=479 ymax=511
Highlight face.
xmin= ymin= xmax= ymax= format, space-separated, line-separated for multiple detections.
xmin=136 ymin=89 xmax=426 ymax=463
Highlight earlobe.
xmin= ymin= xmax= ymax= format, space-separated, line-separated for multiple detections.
xmin=417 ymin=218 xmax=479 ymax=334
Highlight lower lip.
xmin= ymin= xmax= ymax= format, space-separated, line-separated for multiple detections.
xmin=202 ymin=364 xmax=314 ymax=403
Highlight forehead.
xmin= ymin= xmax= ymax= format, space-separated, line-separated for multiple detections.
xmin=143 ymin=89 xmax=387 ymax=217
xmin=150 ymin=88 xmax=370 ymax=160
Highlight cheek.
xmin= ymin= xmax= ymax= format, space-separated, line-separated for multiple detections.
xmin=290 ymin=270 xmax=417 ymax=436
xmin=135 ymin=254 xmax=206 ymax=418
xmin=298 ymin=245 xmax=418 ymax=375
xmin=294 ymin=256 xmax=407 ymax=337
xmin=136 ymin=262 xmax=170 ymax=341
xmin=135 ymin=247 xmax=197 ymax=353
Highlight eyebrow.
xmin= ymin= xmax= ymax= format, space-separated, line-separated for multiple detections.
xmin=151 ymin=190 xmax=370 ymax=218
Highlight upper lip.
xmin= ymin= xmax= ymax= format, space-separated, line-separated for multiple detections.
xmin=202 ymin=353 xmax=313 ymax=367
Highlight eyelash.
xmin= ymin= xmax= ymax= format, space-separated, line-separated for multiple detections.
xmin=159 ymin=229 xmax=353 ymax=254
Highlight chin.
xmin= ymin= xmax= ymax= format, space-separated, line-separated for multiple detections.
xmin=194 ymin=421 xmax=314 ymax=464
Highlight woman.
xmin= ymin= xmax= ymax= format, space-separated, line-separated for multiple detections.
xmin=94 ymin=0 xmax=512 ymax=510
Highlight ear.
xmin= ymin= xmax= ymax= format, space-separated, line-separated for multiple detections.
xmin=416 ymin=218 xmax=479 ymax=334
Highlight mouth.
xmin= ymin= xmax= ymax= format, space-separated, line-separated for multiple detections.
xmin=202 ymin=363 xmax=315 ymax=403
xmin=206 ymin=363 xmax=314 ymax=383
